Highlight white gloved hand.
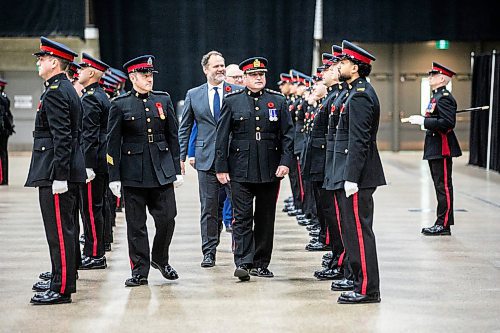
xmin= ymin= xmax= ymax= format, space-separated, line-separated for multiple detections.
xmin=109 ymin=181 xmax=122 ymax=198
xmin=408 ymin=115 xmax=424 ymax=126
xmin=173 ymin=175 xmax=184 ymax=188
xmin=52 ymin=180 xmax=68 ymax=195
xmin=86 ymin=168 xmax=96 ymax=183
xmin=344 ymin=181 xmax=359 ymax=198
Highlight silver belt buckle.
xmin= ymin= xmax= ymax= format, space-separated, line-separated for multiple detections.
xmin=255 ymin=132 xmax=261 ymax=141
xmin=148 ymin=134 xmax=154 ymax=143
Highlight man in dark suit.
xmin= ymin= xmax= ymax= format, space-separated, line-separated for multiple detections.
xmin=26 ymin=37 xmax=86 ymax=305
xmin=107 ymin=55 xmax=182 ymax=287
xmin=215 ymin=57 xmax=294 ymax=281
xmin=407 ymin=62 xmax=462 ymax=236
xmin=0 ymin=79 xmax=14 ymax=185
xmin=178 ymin=51 xmax=239 ymax=267
xmin=330 ymin=41 xmax=386 ymax=304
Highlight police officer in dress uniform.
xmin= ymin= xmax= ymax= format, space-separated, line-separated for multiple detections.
xmin=77 ymin=53 xmax=111 ymax=269
xmin=407 ymin=62 xmax=461 ymax=236
xmin=0 ymin=79 xmax=14 ymax=185
xmin=107 ymin=55 xmax=183 ymax=286
xmin=27 ymin=37 xmax=86 ymax=305
xmin=322 ymin=46 xmax=353 ymax=288
xmin=215 ymin=57 xmax=294 ymax=281
xmin=330 ymin=41 xmax=386 ymax=304
xmin=278 ymin=73 xmax=300 ymax=210
xmin=306 ymin=52 xmax=347 ymax=283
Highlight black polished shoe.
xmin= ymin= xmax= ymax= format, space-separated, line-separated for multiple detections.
xmin=104 ymin=243 xmax=112 ymax=252
xmin=201 ymin=254 xmax=215 ymax=268
xmin=309 ymin=237 xmax=319 ymax=244
xmin=309 ymin=229 xmax=320 ymax=237
xmin=305 ymin=241 xmax=328 ymax=251
xmin=39 ymin=271 xmax=51 ymax=281
xmin=296 ymin=214 xmax=307 ymax=221
xmin=125 ymin=275 xmax=148 ymax=287
xmin=234 ymin=264 xmax=251 ymax=281
xmin=32 ymin=280 xmax=50 ymax=292
xmin=282 ymin=204 xmax=295 ymax=213
xmin=249 ymin=267 xmax=274 ymax=278
xmin=79 ymin=256 xmax=107 ymax=270
xmin=337 ymin=291 xmax=381 ymax=304
xmin=225 ymin=224 xmax=233 ymax=233
xmin=287 ymin=209 xmax=303 ymax=217
xmin=298 ymin=219 xmax=313 ymax=226
xmin=330 ymin=278 xmax=354 ymax=291
xmin=79 ymin=234 xmax=85 ymax=245
xmin=316 ymin=268 xmax=343 ymax=280
xmin=323 ymin=252 xmax=334 ymax=260
xmin=151 ymin=261 xmax=179 ymax=280
xmin=421 ymin=224 xmax=451 ymax=236
xmin=284 ymin=196 xmax=294 ymax=204
xmin=30 ymin=290 xmax=71 ymax=305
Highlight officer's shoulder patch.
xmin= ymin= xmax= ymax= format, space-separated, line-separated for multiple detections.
xmin=49 ymin=81 xmax=61 ymax=90
xmin=111 ymin=91 xmax=131 ymax=102
xmin=225 ymin=89 xmax=244 ymax=97
xmin=265 ymin=88 xmax=284 ymax=96
xmin=152 ymin=90 xmax=170 ymax=96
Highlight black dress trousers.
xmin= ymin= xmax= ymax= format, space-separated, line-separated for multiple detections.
xmin=39 ymin=184 xmax=79 ymax=295
xmin=231 ymin=181 xmax=280 ymax=268
xmin=428 ymin=157 xmax=454 ymax=227
xmin=336 ymin=188 xmax=379 ymax=295
xmin=123 ymin=185 xmax=176 ymax=277
xmin=79 ymin=173 xmax=107 ymax=258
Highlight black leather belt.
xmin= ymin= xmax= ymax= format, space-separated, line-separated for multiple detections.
xmin=33 ymin=130 xmax=79 ymax=138
xmin=123 ymin=133 xmax=165 ymax=143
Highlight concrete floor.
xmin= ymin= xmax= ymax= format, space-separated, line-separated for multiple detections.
xmin=1 ymin=152 xmax=500 ymax=332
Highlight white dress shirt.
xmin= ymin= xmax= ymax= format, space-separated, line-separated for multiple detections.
xmin=207 ymin=82 xmax=225 ymax=117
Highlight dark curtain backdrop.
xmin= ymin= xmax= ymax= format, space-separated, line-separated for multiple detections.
xmin=95 ymin=0 xmax=315 ymax=104
xmin=0 ymin=0 xmax=85 ymax=38
xmin=469 ymin=53 xmax=500 ymax=172
xmin=323 ymin=0 xmax=497 ymax=43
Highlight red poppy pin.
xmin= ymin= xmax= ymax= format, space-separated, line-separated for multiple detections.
xmin=267 ymin=102 xmax=274 ymax=108
xmin=225 ymin=86 xmax=231 ymax=92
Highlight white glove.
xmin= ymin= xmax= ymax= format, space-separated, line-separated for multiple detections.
xmin=344 ymin=181 xmax=359 ymax=198
xmin=109 ymin=181 xmax=122 ymax=198
xmin=52 ymin=180 xmax=68 ymax=195
xmin=408 ymin=115 xmax=424 ymax=126
xmin=86 ymin=168 xmax=96 ymax=183
xmin=173 ymin=175 xmax=184 ymax=188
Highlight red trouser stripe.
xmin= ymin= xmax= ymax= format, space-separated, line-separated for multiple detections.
xmin=443 ymin=159 xmax=451 ymax=227
xmin=353 ymin=193 xmax=368 ymax=295
xmin=87 ymin=182 xmax=98 ymax=257
xmin=334 ymin=195 xmax=345 ymax=266
xmin=296 ymin=157 xmax=304 ymax=202
xmin=54 ymin=194 xmax=67 ymax=294
xmin=129 ymin=258 xmax=134 ymax=269
xmin=0 ymin=158 xmax=3 ymax=183
xmin=116 ymin=197 xmax=120 ymax=208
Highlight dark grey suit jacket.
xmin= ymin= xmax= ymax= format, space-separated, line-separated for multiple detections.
xmin=178 ymin=82 xmax=240 ymax=171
